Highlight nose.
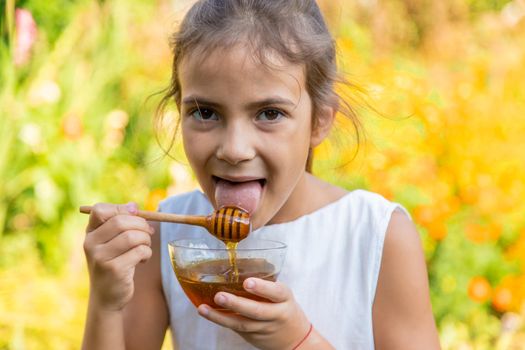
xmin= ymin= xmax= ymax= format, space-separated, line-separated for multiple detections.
xmin=215 ymin=121 xmax=256 ymax=165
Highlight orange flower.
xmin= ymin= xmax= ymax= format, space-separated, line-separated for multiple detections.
xmin=428 ymin=221 xmax=448 ymax=241
xmin=459 ymin=186 xmax=478 ymax=205
xmin=492 ymin=285 xmax=514 ymax=313
xmin=145 ymin=188 xmax=167 ymax=212
xmin=413 ymin=205 xmax=435 ymax=226
xmin=465 ymin=222 xmax=502 ymax=244
xmin=413 ymin=205 xmax=448 ymax=241
xmin=467 ymin=276 xmax=492 ymax=303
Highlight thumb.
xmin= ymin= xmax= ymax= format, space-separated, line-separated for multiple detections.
xmin=86 ymin=202 xmax=138 ymax=232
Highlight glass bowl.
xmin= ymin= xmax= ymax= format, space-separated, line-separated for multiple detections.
xmin=168 ymin=237 xmax=287 ymax=311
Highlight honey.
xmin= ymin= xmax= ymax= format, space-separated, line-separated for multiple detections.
xmin=174 ymin=258 xmax=278 ymax=310
xmin=225 ymin=241 xmax=239 ymax=282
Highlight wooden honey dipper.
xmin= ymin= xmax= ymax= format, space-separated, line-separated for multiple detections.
xmin=79 ymin=205 xmax=251 ymax=242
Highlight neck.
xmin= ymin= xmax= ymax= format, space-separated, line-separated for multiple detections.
xmin=267 ymin=172 xmax=348 ymax=225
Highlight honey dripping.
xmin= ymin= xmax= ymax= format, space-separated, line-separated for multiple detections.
xmin=225 ymin=241 xmax=239 ymax=282
xmin=172 ymin=208 xmax=282 ymax=311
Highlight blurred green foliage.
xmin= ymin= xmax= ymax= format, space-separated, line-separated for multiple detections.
xmin=14 ymin=0 xmax=84 ymax=43
xmin=1 ymin=0 xmax=525 ymax=349
xmin=1 ymin=0 xmax=173 ymax=272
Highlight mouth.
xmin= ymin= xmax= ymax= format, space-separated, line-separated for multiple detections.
xmin=212 ymin=175 xmax=266 ymax=187
xmin=212 ymin=175 xmax=266 ymax=214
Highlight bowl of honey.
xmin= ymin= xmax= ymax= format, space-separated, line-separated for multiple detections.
xmin=168 ymin=236 xmax=287 ymax=311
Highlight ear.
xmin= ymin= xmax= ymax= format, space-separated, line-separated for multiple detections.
xmin=310 ymin=105 xmax=336 ymax=147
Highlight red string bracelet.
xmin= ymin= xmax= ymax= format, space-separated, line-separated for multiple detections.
xmin=292 ymin=323 xmax=313 ymax=350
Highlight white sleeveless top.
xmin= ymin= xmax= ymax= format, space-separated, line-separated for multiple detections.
xmin=159 ymin=189 xmax=407 ymax=350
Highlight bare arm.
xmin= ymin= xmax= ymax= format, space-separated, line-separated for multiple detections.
xmin=82 ymin=204 xmax=168 ymax=350
xmin=83 ymin=300 xmax=126 ymax=349
xmin=373 ymin=210 xmax=441 ymax=349
xmin=123 ymin=220 xmax=169 ymax=349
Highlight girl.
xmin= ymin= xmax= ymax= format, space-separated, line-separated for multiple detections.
xmin=82 ymin=1 xmax=441 ymax=349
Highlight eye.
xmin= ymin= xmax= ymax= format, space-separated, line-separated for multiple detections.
xmin=256 ymin=109 xmax=285 ymax=122
xmin=190 ymin=108 xmax=219 ymax=121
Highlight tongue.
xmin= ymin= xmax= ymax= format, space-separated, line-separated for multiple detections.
xmin=215 ymin=179 xmax=262 ymax=214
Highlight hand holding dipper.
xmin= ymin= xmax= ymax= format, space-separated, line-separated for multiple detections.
xmin=79 ymin=205 xmax=251 ymax=242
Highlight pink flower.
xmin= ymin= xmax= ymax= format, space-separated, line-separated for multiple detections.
xmin=14 ymin=8 xmax=38 ymax=66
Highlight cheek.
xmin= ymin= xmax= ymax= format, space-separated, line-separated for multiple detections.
xmin=181 ymin=132 xmax=196 ymax=163
xmin=182 ymin=128 xmax=209 ymax=169
xmin=291 ymin=121 xmax=313 ymax=160
xmin=266 ymin=129 xmax=311 ymax=180
xmin=182 ymin=134 xmax=214 ymax=193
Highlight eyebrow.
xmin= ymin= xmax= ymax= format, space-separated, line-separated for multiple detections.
xmin=181 ymin=95 xmax=297 ymax=109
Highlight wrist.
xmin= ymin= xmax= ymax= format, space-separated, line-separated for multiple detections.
xmin=291 ymin=323 xmax=313 ymax=350
xmin=83 ymin=297 xmax=125 ymax=350
xmin=87 ymin=296 xmax=124 ymax=322
xmin=88 ymin=293 xmax=126 ymax=314
xmin=293 ymin=326 xmax=334 ymax=350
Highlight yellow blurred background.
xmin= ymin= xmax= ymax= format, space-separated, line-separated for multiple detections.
xmin=1 ymin=0 xmax=525 ymax=348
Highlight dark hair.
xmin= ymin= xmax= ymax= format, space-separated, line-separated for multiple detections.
xmin=155 ymin=0 xmax=362 ymax=172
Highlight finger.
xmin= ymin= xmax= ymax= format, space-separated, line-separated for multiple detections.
xmin=86 ymin=202 xmax=138 ymax=232
xmin=86 ymin=215 xmax=154 ymax=245
xmin=93 ymin=230 xmax=152 ymax=262
xmin=243 ymin=279 xmax=290 ymax=303
xmin=213 ymin=292 xmax=280 ymax=321
xmin=197 ymin=304 xmax=267 ymax=333
xmin=108 ymin=244 xmax=152 ymax=270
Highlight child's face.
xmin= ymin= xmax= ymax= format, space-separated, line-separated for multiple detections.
xmin=179 ymin=45 xmax=316 ymax=228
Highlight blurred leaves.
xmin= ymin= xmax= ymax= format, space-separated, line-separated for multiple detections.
xmin=1 ymin=0 xmax=180 ymax=348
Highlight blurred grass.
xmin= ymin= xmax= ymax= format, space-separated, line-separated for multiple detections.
xmin=1 ymin=0 xmax=525 ymax=348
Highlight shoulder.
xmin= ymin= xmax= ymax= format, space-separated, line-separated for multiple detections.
xmin=345 ymin=189 xmax=396 ymax=210
xmin=372 ymin=210 xmax=441 ymax=348
xmin=343 ymin=190 xmax=409 ymax=229
xmin=348 ymin=189 xmax=403 ymax=211
xmin=379 ymin=210 xmax=422 ymax=270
